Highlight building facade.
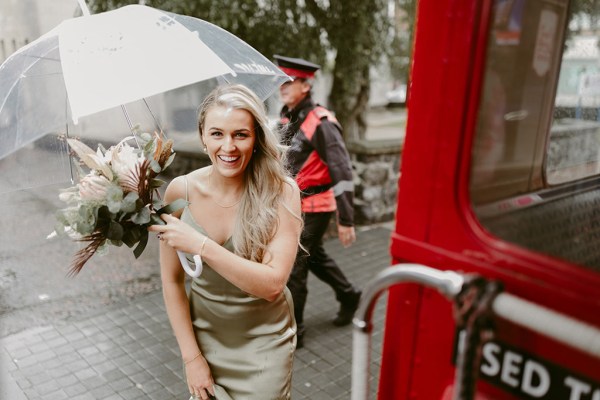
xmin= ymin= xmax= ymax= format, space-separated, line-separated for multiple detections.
xmin=0 ymin=0 xmax=78 ymax=63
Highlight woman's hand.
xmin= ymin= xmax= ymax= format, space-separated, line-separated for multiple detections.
xmin=148 ymin=214 xmax=205 ymax=255
xmin=186 ymin=354 xmax=215 ymax=400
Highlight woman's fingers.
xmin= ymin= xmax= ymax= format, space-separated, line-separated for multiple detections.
xmin=207 ymin=384 xmax=215 ymax=397
xmin=161 ymin=213 xmax=177 ymax=222
xmin=147 ymin=223 xmax=167 ymax=233
xmin=148 ymin=213 xmax=178 ymax=231
xmin=188 ymin=387 xmax=213 ymax=400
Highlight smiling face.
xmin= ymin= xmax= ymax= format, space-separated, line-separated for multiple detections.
xmin=201 ymin=105 xmax=256 ymax=180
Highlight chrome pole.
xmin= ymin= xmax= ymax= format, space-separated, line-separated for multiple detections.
xmin=351 ymin=264 xmax=464 ymax=400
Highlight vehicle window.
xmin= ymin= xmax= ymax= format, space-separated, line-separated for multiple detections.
xmin=470 ymin=0 xmax=600 ymax=270
xmin=549 ymin=18 xmax=600 ymax=184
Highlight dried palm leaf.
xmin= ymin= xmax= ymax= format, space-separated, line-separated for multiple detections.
xmin=68 ymin=231 xmax=106 ymax=276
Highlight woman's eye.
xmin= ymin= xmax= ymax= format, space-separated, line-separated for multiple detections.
xmin=210 ymin=131 xmax=222 ymax=136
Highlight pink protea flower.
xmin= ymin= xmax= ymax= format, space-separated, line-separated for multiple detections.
xmin=78 ymin=174 xmax=111 ymax=201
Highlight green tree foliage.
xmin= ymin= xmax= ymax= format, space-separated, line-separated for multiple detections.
xmin=90 ymin=0 xmax=410 ymax=139
xmin=390 ymin=0 xmax=416 ymax=83
xmin=569 ymin=0 xmax=600 ymax=32
xmin=303 ymin=0 xmax=391 ymax=139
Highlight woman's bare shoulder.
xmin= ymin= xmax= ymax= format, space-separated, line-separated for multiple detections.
xmin=165 ymin=167 xmax=211 ymax=201
xmin=283 ymin=177 xmax=300 ymax=197
xmin=280 ymin=177 xmax=301 ymax=211
xmin=164 ymin=175 xmax=186 ymax=202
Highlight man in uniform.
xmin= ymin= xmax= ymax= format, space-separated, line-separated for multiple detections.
xmin=274 ymin=54 xmax=361 ymax=348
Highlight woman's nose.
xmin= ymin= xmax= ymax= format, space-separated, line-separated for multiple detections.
xmin=222 ymin=135 xmax=236 ymax=151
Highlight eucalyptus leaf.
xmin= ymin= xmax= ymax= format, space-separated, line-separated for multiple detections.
xmin=157 ymin=198 xmax=188 ymax=215
xmin=150 ymin=178 xmax=166 ymax=189
xmin=55 ymin=210 xmax=68 ymax=225
xmin=132 ymin=207 xmax=151 ymax=225
xmin=123 ymin=227 xmax=142 ymax=247
xmin=77 ymin=221 xmax=94 ymax=235
xmin=106 ymin=186 xmax=124 ymax=213
xmin=140 ymin=132 xmax=152 ymax=142
xmin=92 ymin=205 xmax=100 ymax=221
xmin=150 ymin=214 xmax=165 ymax=226
xmin=106 ymin=221 xmax=124 ymax=240
xmin=121 ymin=192 xmax=139 ymax=213
xmin=163 ymin=152 xmax=176 ymax=168
xmin=53 ymin=221 xmax=65 ymax=236
xmin=98 ymin=205 xmax=111 ymax=219
xmin=153 ymin=199 xmax=164 ymax=208
xmin=149 ymin=159 xmax=161 ymax=173
xmin=133 ymin=230 xmax=149 ymax=258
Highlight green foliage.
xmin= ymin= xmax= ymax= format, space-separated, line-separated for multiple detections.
xmin=569 ymin=0 xmax=600 ymax=33
xmin=391 ymin=0 xmax=416 ymax=82
xmin=89 ymin=0 xmax=415 ymax=139
xmin=570 ymin=0 xmax=600 ymax=17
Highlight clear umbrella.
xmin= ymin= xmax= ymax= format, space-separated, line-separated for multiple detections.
xmin=0 ymin=4 xmax=289 ymax=193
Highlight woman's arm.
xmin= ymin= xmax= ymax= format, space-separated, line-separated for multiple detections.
xmin=158 ymin=177 xmax=214 ymax=398
xmin=152 ymin=179 xmax=302 ymax=301
xmin=203 ymin=180 xmax=302 ymax=300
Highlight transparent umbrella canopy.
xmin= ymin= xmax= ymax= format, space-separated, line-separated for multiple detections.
xmin=0 ymin=4 xmax=289 ymax=193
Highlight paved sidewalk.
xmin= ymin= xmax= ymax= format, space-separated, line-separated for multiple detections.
xmin=0 ymin=226 xmax=392 ymax=400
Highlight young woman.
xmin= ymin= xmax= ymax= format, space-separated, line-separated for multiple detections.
xmin=149 ymin=84 xmax=302 ymax=400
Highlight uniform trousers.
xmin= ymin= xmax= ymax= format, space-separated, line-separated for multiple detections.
xmin=287 ymin=211 xmax=358 ymax=336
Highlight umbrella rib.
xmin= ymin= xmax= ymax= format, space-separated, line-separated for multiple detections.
xmin=142 ymin=98 xmax=164 ymax=134
xmin=120 ymin=105 xmax=141 ymax=149
xmin=18 ymin=54 xmax=61 ymax=63
xmin=20 ymin=72 xmax=64 ymax=78
xmin=65 ymin=95 xmax=76 ymax=185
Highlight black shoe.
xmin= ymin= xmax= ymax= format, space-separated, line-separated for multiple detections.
xmin=333 ymin=290 xmax=362 ymax=326
xmin=296 ymin=332 xmax=304 ymax=349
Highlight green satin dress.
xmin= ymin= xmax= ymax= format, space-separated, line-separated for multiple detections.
xmin=182 ymin=207 xmax=297 ymax=400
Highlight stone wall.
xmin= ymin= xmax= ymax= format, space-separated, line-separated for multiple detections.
xmin=347 ymin=138 xmax=402 ymax=225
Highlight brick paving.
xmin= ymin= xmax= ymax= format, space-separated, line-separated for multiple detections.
xmin=0 ymin=225 xmax=392 ymax=400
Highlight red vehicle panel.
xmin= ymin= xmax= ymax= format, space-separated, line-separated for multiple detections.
xmin=372 ymin=0 xmax=600 ymax=399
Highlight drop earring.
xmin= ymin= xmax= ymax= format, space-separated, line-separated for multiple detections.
xmin=203 ymin=146 xmax=207 ymax=152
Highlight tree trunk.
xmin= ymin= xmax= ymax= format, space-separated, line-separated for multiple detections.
xmin=329 ymin=58 xmax=371 ymax=141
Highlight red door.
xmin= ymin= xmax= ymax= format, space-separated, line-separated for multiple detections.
xmin=379 ymin=0 xmax=600 ymax=398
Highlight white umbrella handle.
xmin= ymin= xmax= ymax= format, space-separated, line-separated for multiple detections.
xmin=76 ymin=0 xmax=91 ymax=16
xmin=177 ymin=250 xmax=203 ymax=278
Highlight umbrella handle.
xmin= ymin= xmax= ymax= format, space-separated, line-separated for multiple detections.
xmin=177 ymin=250 xmax=203 ymax=278
xmin=76 ymin=0 xmax=91 ymax=16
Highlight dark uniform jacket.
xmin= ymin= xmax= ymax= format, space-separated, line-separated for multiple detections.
xmin=280 ymin=96 xmax=354 ymax=226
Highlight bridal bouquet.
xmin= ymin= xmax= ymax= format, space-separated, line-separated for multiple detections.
xmin=50 ymin=131 xmax=186 ymax=275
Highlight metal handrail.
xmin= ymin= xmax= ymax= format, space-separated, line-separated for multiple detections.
xmin=351 ymin=264 xmax=600 ymax=400
xmin=492 ymin=293 xmax=600 ymax=358
xmin=351 ymin=264 xmax=464 ymax=400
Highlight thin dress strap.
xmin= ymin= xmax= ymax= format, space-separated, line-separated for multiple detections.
xmin=183 ymin=175 xmax=189 ymax=202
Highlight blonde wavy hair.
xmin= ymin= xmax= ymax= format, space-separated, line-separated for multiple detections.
xmin=198 ymin=84 xmax=302 ymax=263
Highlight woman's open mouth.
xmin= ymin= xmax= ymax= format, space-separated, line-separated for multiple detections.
xmin=218 ymin=155 xmax=240 ymax=164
